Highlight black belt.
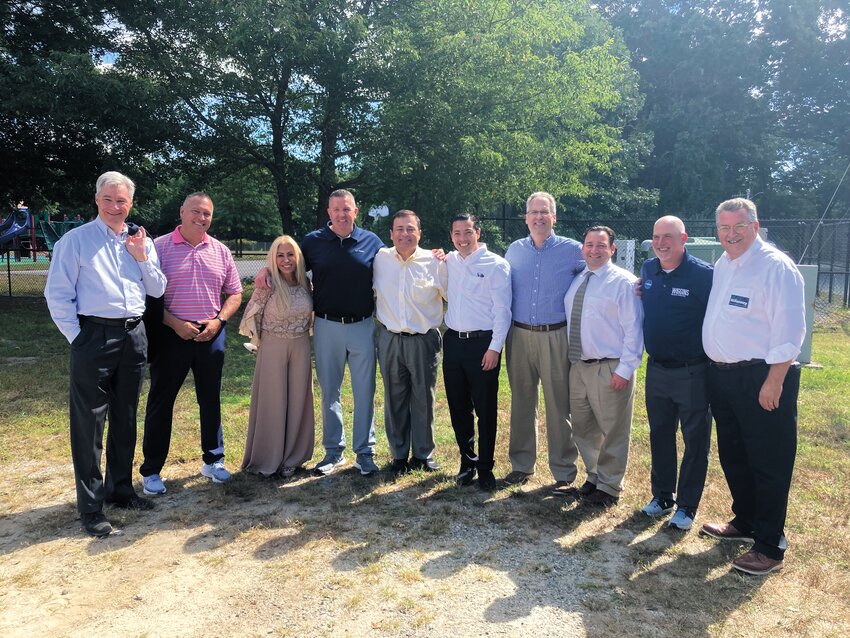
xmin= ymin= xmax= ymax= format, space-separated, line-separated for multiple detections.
xmin=316 ymin=313 xmax=371 ymax=324
xmin=651 ymin=356 xmax=708 ymax=369
xmin=581 ymin=357 xmax=616 ymax=364
xmin=711 ymin=359 xmax=766 ymax=369
xmin=389 ymin=329 xmax=429 ymax=337
xmin=512 ymin=320 xmax=567 ymax=332
xmin=79 ymin=315 xmax=142 ymax=330
xmin=447 ymin=328 xmax=493 ymax=340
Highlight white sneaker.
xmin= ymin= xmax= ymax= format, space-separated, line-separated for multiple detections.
xmin=201 ymin=460 xmax=232 ymax=483
xmin=142 ymin=474 xmax=167 ymax=495
xmin=668 ymin=508 xmax=696 ymax=530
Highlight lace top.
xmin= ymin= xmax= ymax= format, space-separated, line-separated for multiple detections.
xmin=239 ymin=285 xmax=312 ymax=343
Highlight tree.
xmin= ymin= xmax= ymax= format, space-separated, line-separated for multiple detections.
xmin=109 ymin=0 xmax=641 ymax=236
xmin=0 ymin=1 xmax=176 ymax=212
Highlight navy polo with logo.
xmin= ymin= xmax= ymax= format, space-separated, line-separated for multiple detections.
xmin=640 ymin=249 xmax=714 ymax=363
xmin=301 ymin=223 xmax=384 ymax=318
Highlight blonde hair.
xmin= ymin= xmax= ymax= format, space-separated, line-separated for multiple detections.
xmin=266 ymin=235 xmax=310 ymax=309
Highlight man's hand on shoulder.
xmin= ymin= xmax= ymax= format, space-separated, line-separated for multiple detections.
xmin=254 ymin=267 xmax=271 ymax=290
xmin=431 ymin=247 xmax=447 ymax=262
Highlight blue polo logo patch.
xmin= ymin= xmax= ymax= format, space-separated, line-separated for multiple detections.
xmin=729 ymin=294 xmax=750 ymax=308
xmin=644 ymin=279 xmax=653 ymax=290
xmin=671 ymin=287 xmax=689 ymax=297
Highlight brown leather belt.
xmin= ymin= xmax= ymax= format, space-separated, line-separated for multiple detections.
xmin=512 ymin=320 xmax=567 ymax=332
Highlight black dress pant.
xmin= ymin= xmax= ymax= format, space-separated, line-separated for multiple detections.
xmin=708 ymin=361 xmax=800 ymax=560
xmin=69 ymin=319 xmax=147 ymax=514
xmin=645 ymin=360 xmax=712 ymax=510
xmin=140 ymin=326 xmax=226 ymax=476
xmin=442 ymin=330 xmax=500 ymax=473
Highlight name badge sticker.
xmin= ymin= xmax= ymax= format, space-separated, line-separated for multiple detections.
xmin=729 ymin=294 xmax=750 ymax=308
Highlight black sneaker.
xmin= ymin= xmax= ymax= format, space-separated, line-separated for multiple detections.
xmin=503 ymin=470 xmax=532 ymax=485
xmin=81 ymin=511 xmax=114 ymax=537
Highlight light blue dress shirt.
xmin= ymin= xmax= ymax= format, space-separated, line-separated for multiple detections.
xmin=45 ymin=217 xmax=167 ymax=343
xmin=504 ymin=233 xmax=584 ymax=325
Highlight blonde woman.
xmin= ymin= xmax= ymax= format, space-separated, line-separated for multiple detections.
xmin=240 ymin=236 xmax=314 ymax=476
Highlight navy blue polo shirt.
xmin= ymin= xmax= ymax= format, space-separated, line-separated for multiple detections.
xmin=301 ymin=223 xmax=384 ymax=317
xmin=640 ymin=248 xmax=713 ymax=363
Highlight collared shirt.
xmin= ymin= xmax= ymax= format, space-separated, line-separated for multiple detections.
xmin=301 ymin=223 xmax=384 ymax=317
xmin=373 ymin=246 xmax=445 ymax=334
xmin=45 ymin=217 xmax=167 ymax=343
xmin=155 ymin=226 xmax=242 ymax=321
xmin=564 ymin=261 xmax=644 ymax=378
xmin=641 ymin=248 xmax=713 ymax=362
xmin=443 ymin=244 xmax=512 ymax=352
xmin=505 ymin=233 xmax=584 ymax=325
xmin=703 ymin=236 xmax=805 ymax=364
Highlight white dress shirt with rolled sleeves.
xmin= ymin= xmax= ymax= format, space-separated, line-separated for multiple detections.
xmin=702 ymin=236 xmax=806 ymax=364
xmin=563 ymin=261 xmax=644 ymax=378
xmin=442 ymin=245 xmax=512 ymax=353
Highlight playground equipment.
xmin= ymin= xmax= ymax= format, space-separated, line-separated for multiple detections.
xmin=0 ymin=208 xmax=33 ymax=256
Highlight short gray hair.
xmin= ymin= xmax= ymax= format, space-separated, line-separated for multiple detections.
xmin=526 ymin=191 xmax=556 ymax=215
xmin=715 ymin=198 xmax=757 ymax=223
xmin=96 ymin=171 xmax=136 ymax=200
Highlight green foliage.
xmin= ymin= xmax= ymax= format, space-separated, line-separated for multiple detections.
xmin=597 ymin=0 xmax=850 ymax=219
xmin=0 ymin=1 xmax=177 ymax=212
xmin=362 ymin=0 xmax=641 ymax=236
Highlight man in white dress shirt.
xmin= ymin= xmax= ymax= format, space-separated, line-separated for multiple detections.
xmin=700 ymin=197 xmax=805 ymax=576
xmin=373 ymin=210 xmax=446 ymax=476
xmin=563 ymin=226 xmax=643 ymax=506
xmin=442 ymin=214 xmax=512 ymax=490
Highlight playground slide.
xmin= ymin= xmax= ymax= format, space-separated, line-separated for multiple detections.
xmin=0 ymin=213 xmax=32 ymax=249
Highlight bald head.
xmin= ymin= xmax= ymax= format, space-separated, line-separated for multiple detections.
xmin=652 ymin=215 xmax=688 ymax=270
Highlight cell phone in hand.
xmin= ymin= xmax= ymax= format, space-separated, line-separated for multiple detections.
xmin=127 ymin=222 xmax=140 ymax=236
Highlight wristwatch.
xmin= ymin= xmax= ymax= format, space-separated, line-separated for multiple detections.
xmin=216 ymin=316 xmax=227 ymax=326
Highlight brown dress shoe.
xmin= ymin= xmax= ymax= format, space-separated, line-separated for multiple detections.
xmin=582 ymin=488 xmax=619 ymax=506
xmin=732 ymin=550 xmax=784 ymax=575
xmin=700 ymin=522 xmax=754 ymax=542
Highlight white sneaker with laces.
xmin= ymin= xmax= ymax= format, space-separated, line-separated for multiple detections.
xmin=201 ymin=460 xmax=232 ymax=483
xmin=142 ymin=474 xmax=167 ymax=495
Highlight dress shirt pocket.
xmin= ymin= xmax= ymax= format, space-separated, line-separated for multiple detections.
xmin=722 ymin=287 xmax=755 ymax=316
xmin=584 ymin=295 xmax=617 ymax=320
xmin=412 ymin=277 xmax=438 ymax=304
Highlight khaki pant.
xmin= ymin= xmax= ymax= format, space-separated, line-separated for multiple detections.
xmin=505 ymin=326 xmax=577 ymax=481
xmin=569 ymin=359 xmax=635 ymax=496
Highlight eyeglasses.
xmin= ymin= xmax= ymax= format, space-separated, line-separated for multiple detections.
xmin=717 ymin=222 xmax=753 ymax=234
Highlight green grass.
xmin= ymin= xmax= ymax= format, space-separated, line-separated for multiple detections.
xmin=1 ymin=296 xmax=849 ymax=636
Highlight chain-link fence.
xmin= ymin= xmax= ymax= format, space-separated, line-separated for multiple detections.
xmin=479 ymin=216 xmax=850 ymax=310
xmin=4 ymin=217 xmax=849 ymax=313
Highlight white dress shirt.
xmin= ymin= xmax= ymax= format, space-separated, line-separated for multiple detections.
xmin=563 ymin=261 xmax=644 ymax=378
xmin=702 ymin=236 xmax=805 ymax=364
xmin=373 ymin=246 xmax=444 ymax=334
xmin=443 ymin=244 xmax=512 ymax=352
xmin=45 ymin=217 xmax=167 ymax=343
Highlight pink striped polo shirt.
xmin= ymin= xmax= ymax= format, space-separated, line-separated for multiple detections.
xmin=155 ymin=227 xmax=243 ymax=321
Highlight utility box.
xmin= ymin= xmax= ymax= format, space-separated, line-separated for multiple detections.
xmin=797 ymin=264 xmax=818 ymax=365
